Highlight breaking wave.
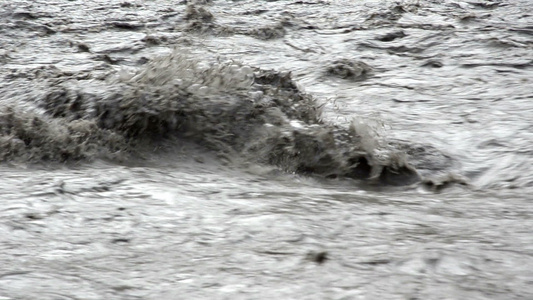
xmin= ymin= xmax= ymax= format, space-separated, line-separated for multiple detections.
xmin=0 ymin=51 xmax=454 ymax=186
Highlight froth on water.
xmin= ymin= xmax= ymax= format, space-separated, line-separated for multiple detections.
xmin=0 ymin=50 xmax=454 ymax=186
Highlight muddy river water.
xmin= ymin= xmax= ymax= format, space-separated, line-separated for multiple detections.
xmin=0 ymin=0 xmax=532 ymax=299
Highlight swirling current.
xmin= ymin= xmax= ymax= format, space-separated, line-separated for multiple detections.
xmin=0 ymin=1 xmax=532 ymax=299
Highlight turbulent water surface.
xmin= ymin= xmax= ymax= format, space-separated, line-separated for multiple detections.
xmin=0 ymin=0 xmax=532 ymax=299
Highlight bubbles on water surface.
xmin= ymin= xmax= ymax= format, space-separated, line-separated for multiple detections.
xmin=0 ymin=1 xmax=532 ymax=299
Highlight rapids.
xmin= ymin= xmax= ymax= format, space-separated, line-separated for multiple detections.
xmin=0 ymin=1 xmax=531 ymax=299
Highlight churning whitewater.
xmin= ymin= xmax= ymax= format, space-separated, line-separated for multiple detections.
xmin=0 ymin=0 xmax=531 ymax=299
xmin=2 ymin=50 xmax=449 ymax=185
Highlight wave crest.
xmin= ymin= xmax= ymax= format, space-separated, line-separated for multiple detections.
xmin=1 ymin=52 xmax=428 ymax=185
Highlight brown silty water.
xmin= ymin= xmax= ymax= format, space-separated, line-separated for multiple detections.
xmin=0 ymin=1 xmax=532 ymax=299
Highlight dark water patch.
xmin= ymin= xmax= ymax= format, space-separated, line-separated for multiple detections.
xmin=391 ymin=142 xmax=457 ymax=175
xmin=391 ymin=98 xmax=431 ymax=103
xmin=184 ymin=5 xmax=214 ymax=22
xmin=376 ymin=30 xmax=407 ymax=42
xmin=11 ymin=20 xmax=56 ymax=35
xmin=109 ymin=21 xmax=145 ymax=30
xmin=379 ymin=164 xmax=421 ymax=186
xmin=120 ymin=2 xmax=142 ymax=9
xmin=93 ymin=54 xmax=122 ymax=65
xmin=422 ymin=174 xmax=469 ymax=193
xmin=421 ymin=59 xmax=443 ymax=68
xmin=398 ymin=23 xmax=455 ymax=31
xmin=0 ymin=106 xmax=126 ymax=163
xmin=509 ymin=26 xmax=533 ymax=36
xmin=186 ymin=0 xmax=214 ymax=4
xmin=241 ymin=9 xmax=268 ymax=16
xmin=305 ymin=250 xmax=328 ymax=264
xmin=290 ymin=0 xmax=329 ymax=5
xmin=248 ymin=23 xmax=286 ymax=40
xmin=183 ymin=4 xmax=217 ymax=33
xmin=484 ymin=37 xmax=531 ymax=48
xmin=344 ymin=156 xmax=372 ymax=180
xmin=466 ymin=1 xmax=503 ymax=9
xmin=460 ymin=61 xmax=533 ymax=69
xmin=77 ymin=42 xmax=91 ymax=53
xmin=358 ymin=41 xmax=428 ymax=54
xmin=181 ymin=4 xmax=235 ymax=36
xmin=7 ymin=8 xmax=55 ymax=21
xmin=325 ymin=59 xmax=372 ymax=81
xmin=142 ymin=34 xmax=168 ymax=46
xmin=365 ymin=4 xmax=408 ymax=26
xmin=11 ymin=11 xmax=38 ymax=20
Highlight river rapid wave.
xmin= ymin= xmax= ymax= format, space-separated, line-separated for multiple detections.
xmin=0 ymin=1 xmax=531 ymax=299
xmin=1 ymin=50 xmax=456 ymax=186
